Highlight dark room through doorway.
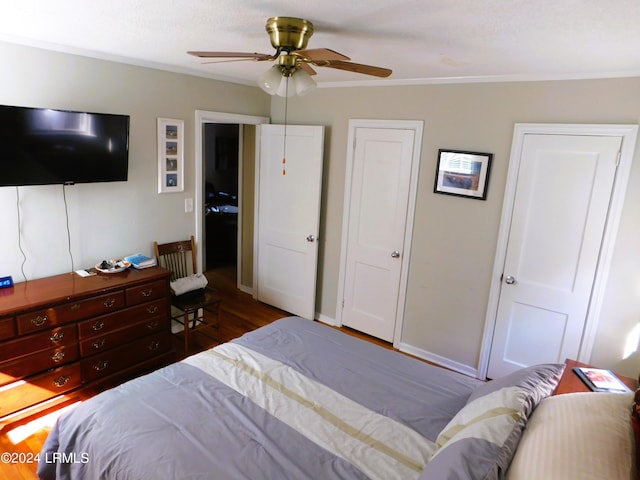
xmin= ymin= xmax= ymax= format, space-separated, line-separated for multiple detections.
xmin=204 ymin=123 xmax=239 ymax=275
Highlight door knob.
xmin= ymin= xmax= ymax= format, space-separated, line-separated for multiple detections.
xmin=391 ymin=250 xmax=401 ymax=258
xmin=504 ymin=275 xmax=516 ymax=285
xmin=306 ymin=235 xmax=316 ymax=242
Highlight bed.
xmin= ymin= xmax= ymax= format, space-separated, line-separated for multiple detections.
xmin=37 ymin=317 xmax=637 ymax=480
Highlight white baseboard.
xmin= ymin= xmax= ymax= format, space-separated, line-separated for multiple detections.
xmin=397 ymin=341 xmax=480 ymax=379
xmin=311 ymin=312 xmax=481 ymax=378
xmin=315 ymin=312 xmax=338 ymax=326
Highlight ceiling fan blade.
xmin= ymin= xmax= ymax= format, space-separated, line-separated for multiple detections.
xmin=201 ymin=58 xmax=268 ymax=65
xmin=187 ymin=51 xmax=274 ymax=61
xmin=298 ymin=62 xmax=317 ymax=76
xmin=322 ymin=60 xmax=392 ymax=78
xmin=295 ymin=48 xmax=350 ymax=62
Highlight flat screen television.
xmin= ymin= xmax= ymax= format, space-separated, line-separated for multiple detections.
xmin=0 ymin=104 xmax=130 ymax=186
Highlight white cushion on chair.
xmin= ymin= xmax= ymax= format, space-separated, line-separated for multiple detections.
xmin=170 ymin=273 xmax=209 ymax=296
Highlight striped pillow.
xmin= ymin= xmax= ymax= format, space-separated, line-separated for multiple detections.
xmin=506 ymin=392 xmax=635 ymax=480
xmin=424 ymin=386 xmax=528 ymax=479
xmin=419 ymin=364 xmax=563 ymax=480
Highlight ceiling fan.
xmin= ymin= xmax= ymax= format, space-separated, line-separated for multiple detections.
xmin=188 ymin=17 xmax=392 ymax=96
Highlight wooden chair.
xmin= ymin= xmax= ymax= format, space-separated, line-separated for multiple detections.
xmin=153 ymin=236 xmax=222 ymax=354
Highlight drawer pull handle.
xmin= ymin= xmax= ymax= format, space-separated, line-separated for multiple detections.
xmin=70 ymin=303 xmax=81 ymax=311
xmin=51 ymin=351 xmax=66 ymax=362
xmin=103 ymin=298 xmax=116 ymax=308
xmin=53 ymin=375 xmax=71 ymax=387
xmin=142 ymin=288 xmax=153 ymax=297
xmin=147 ymin=340 xmax=160 ymax=351
xmin=31 ymin=315 xmax=48 ymax=327
xmin=93 ymin=360 xmax=109 ymax=371
xmin=93 ymin=338 xmax=106 ymax=349
xmin=50 ymin=331 xmax=64 ymax=343
xmin=92 ymin=320 xmax=105 ymax=331
xmin=146 ymin=305 xmax=158 ymax=314
xmin=146 ymin=321 xmax=159 ymax=330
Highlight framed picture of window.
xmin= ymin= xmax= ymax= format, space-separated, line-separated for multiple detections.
xmin=157 ymin=118 xmax=184 ymax=193
xmin=433 ymin=149 xmax=493 ymax=200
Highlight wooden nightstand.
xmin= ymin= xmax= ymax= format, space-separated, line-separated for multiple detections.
xmin=554 ymin=358 xmax=638 ymax=395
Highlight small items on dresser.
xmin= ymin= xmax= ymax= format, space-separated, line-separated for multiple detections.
xmin=124 ymin=253 xmax=158 ymax=269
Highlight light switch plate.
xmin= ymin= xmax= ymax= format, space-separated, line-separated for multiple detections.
xmin=185 ymin=198 xmax=193 ymax=213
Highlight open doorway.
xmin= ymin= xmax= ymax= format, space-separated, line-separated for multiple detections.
xmin=203 ymin=124 xmax=239 ymax=272
xmin=195 ymin=110 xmax=270 ymax=295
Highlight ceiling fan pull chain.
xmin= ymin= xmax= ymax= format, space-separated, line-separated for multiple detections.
xmin=282 ymin=78 xmax=289 ymax=175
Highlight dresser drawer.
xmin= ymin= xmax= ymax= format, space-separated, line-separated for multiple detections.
xmin=0 ymin=346 xmax=79 ymax=387
xmin=0 ymin=325 xmax=78 ymax=363
xmin=125 ymin=297 xmax=168 ymax=323
xmin=17 ymin=291 xmax=126 ymax=334
xmin=79 ymin=316 xmax=170 ymax=356
xmin=0 ymin=316 xmax=15 ymax=341
xmin=78 ymin=298 xmax=168 ymax=339
xmin=82 ymin=332 xmax=171 ymax=383
xmin=0 ymin=363 xmax=82 ymax=418
xmin=126 ymin=280 xmax=167 ymax=306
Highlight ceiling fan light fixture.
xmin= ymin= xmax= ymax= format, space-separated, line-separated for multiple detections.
xmin=258 ymin=65 xmax=316 ymax=97
xmin=258 ymin=65 xmax=284 ymax=95
xmin=292 ymin=68 xmax=316 ymax=96
xmin=275 ymin=76 xmax=296 ymax=98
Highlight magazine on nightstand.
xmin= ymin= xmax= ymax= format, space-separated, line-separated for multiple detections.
xmin=124 ymin=253 xmax=157 ymax=269
xmin=573 ymin=367 xmax=631 ymax=393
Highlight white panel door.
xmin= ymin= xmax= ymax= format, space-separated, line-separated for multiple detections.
xmin=256 ymin=124 xmax=324 ymax=320
xmin=341 ymin=127 xmax=416 ymax=341
xmin=487 ymin=134 xmax=621 ymax=378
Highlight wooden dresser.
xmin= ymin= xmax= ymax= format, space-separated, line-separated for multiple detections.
xmin=0 ymin=267 xmax=174 ymax=421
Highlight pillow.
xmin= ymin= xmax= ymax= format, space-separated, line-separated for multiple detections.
xmin=419 ymin=364 xmax=564 ymax=480
xmin=466 ymin=363 xmax=565 ymax=405
xmin=506 ymin=392 xmax=636 ymax=480
xmin=631 ymin=387 xmax=640 ymax=480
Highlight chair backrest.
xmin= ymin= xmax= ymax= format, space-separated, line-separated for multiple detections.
xmin=153 ymin=236 xmax=198 ymax=281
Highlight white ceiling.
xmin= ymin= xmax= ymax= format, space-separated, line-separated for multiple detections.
xmin=2 ymin=0 xmax=640 ymax=89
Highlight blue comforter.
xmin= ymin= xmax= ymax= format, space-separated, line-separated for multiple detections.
xmin=38 ymin=317 xmax=481 ymax=480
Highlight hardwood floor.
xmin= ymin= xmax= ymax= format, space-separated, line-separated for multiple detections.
xmin=173 ymin=266 xmax=292 ymax=358
xmin=0 ymin=265 xmax=392 ymax=480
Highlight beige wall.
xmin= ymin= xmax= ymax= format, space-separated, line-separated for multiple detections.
xmin=1 ymin=38 xmax=639 ymax=378
xmin=271 ymin=79 xmax=640 ymax=377
xmin=0 ymin=41 xmax=270 ymax=280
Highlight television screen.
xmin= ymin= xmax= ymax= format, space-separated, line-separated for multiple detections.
xmin=0 ymin=105 xmax=130 ymax=186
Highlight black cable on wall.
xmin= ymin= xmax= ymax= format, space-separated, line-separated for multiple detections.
xmin=62 ymin=184 xmax=75 ymax=272
xmin=15 ymin=186 xmax=27 ymax=281
xmin=14 ymin=185 xmax=76 ymax=281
